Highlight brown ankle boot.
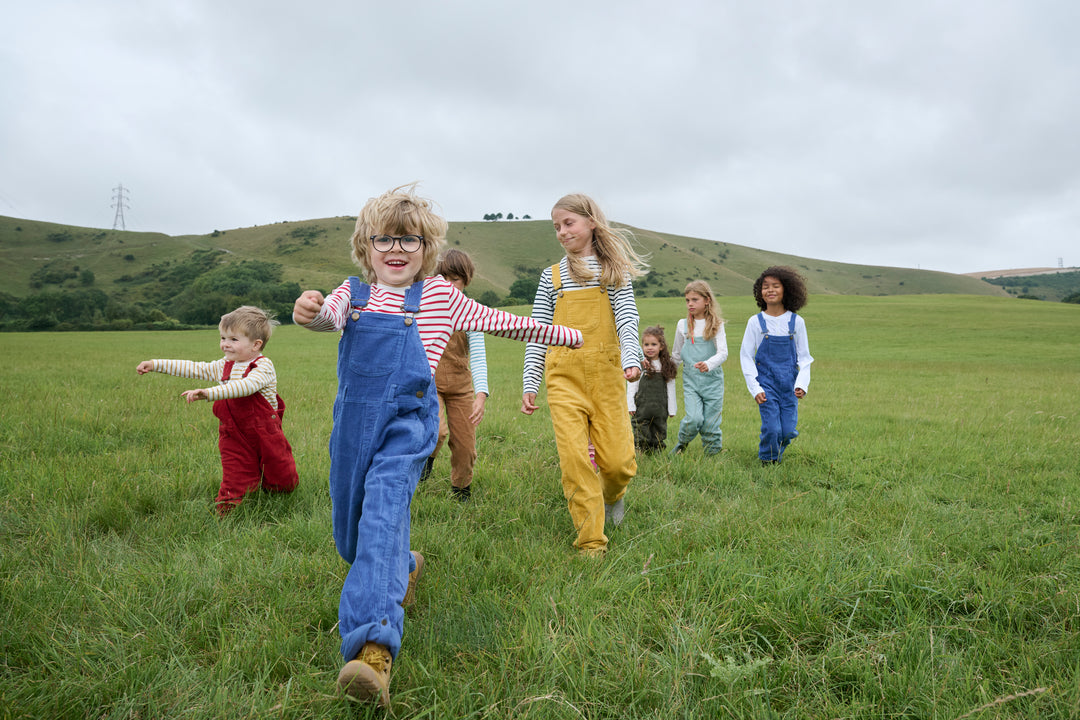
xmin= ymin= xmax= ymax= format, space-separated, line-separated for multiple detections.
xmin=402 ymin=550 xmax=424 ymax=607
xmin=337 ymin=642 xmax=392 ymax=706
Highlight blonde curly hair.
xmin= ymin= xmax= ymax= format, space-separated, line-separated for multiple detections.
xmin=350 ymin=183 xmax=447 ymax=283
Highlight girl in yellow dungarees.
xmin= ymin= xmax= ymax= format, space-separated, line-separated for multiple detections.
xmin=521 ymin=193 xmax=648 ymax=557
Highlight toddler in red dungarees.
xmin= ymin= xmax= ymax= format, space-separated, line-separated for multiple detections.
xmin=136 ymin=305 xmax=299 ymax=515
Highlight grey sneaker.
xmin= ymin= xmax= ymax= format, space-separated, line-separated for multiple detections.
xmin=604 ymin=497 xmax=625 ymax=527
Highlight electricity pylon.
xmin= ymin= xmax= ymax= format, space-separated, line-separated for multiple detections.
xmin=112 ymin=183 xmax=130 ymax=230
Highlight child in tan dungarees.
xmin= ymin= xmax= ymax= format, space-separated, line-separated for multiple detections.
xmin=420 ymin=249 xmax=489 ymax=501
xmin=521 ymin=193 xmax=648 ymax=557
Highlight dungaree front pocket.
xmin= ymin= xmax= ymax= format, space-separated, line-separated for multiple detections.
xmin=348 ymin=324 xmax=407 ymax=377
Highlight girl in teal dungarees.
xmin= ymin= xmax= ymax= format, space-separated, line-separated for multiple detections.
xmin=671 ymin=280 xmax=728 ymax=456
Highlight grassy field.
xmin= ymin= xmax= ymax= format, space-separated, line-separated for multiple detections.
xmin=1 ymin=294 xmax=1078 ymax=719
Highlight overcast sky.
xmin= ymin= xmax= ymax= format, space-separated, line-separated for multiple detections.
xmin=4 ymin=1 xmax=1078 ymax=275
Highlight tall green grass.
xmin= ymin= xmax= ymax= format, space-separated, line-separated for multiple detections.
xmin=1 ymin=294 xmax=1078 ymax=719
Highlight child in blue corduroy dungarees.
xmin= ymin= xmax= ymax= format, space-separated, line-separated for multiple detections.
xmin=292 ymin=185 xmax=582 ymax=707
xmin=739 ymin=266 xmax=814 ymax=465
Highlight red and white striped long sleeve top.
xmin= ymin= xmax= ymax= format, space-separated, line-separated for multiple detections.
xmin=148 ymin=356 xmax=278 ymax=407
xmin=302 ymin=276 xmax=582 ymax=375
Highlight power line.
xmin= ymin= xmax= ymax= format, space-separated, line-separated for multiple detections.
xmin=111 ymin=183 xmax=130 ymax=230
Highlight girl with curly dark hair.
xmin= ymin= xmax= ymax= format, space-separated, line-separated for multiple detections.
xmin=740 ymin=267 xmax=814 ymax=464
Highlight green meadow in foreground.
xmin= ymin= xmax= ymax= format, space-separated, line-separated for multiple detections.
xmin=1 ymin=294 xmax=1078 ymax=719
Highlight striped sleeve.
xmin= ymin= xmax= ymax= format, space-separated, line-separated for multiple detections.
xmin=467 ymin=331 xmax=489 ymax=396
xmin=204 ymin=359 xmax=277 ymax=404
xmin=300 ymin=276 xmax=579 ymax=378
xmin=446 ymin=284 xmax=580 ymax=346
xmin=522 ymin=266 xmax=557 ymax=395
xmin=151 ymin=358 xmax=224 ymax=382
xmin=301 ymin=281 xmax=351 ymax=332
xmin=609 ymin=279 xmax=642 ymax=371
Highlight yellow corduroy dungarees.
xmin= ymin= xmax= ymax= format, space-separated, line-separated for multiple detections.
xmin=545 ymin=266 xmax=636 ymax=551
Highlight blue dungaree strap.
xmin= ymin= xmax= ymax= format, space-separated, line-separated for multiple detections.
xmin=755 ymin=311 xmax=797 ymax=335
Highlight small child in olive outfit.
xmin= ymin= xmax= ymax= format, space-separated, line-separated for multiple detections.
xmin=626 ymin=325 xmax=678 ymax=453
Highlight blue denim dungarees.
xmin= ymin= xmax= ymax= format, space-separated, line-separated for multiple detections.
xmin=676 ymin=330 xmax=725 ymax=454
xmin=330 ymin=277 xmax=438 ymax=662
xmin=753 ymin=312 xmax=799 ymax=462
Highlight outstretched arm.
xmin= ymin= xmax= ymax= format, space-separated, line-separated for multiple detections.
xmin=292 ymin=290 xmax=325 ymax=325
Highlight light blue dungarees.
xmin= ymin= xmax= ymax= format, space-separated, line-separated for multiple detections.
xmin=753 ymin=311 xmax=799 ymax=462
xmin=330 ymin=277 xmax=438 ymax=663
xmin=677 ymin=331 xmax=725 ymax=454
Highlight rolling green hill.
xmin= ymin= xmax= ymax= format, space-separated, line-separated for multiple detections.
xmin=0 ymin=214 xmax=1005 ymax=302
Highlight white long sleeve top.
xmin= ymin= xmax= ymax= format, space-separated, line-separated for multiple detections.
xmin=739 ymin=311 xmax=813 ymax=397
xmin=671 ymin=318 xmax=728 ymax=371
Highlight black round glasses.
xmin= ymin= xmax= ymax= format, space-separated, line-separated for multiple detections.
xmin=370 ymin=234 xmax=424 ymax=253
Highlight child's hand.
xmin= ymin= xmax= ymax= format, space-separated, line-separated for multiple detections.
xmin=136 ymin=360 xmax=154 ymax=375
xmin=694 ymin=361 xmax=710 ymax=373
xmin=624 ymin=366 xmax=641 ymax=382
xmin=292 ymin=290 xmax=325 ymax=325
xmin=182 ymin=388 xmax=209 ymax=403
xmin=755 ymin=392 xmax=767 ymax=405
xmin=521 ymin=392 xmax=539 ymax=415
xmin=469 ymin=392 xmax=488 ymax=425
xmin=794 ymin=388 xmax=806 ymax=399
xmin=629 ymin=410 xmax=636 ymax=416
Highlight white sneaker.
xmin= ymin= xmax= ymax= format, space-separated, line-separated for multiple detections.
xmin=604 ymin=497 xmax=625 ymax=527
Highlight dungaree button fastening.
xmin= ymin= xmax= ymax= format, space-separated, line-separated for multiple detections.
xmin=416 ymin=391 xmax=424 ymax=398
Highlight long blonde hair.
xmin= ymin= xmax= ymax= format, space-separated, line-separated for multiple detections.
xmin=551 ymin=193 xmax=648 ymax=287
xmin=350 ymin=183 xmax=447 ymax=283
xmin=684 ymin=280 xmax=723 ymax=341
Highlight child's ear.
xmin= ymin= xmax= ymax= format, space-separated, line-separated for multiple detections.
xmin=253 ymin=338 xmax=265 ymax=351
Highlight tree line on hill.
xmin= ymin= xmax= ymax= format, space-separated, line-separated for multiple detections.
xmin=980 ymin=271 xmax=1080 ymax=303
xmin=0 ymin=250 xmax=299 ymax=332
